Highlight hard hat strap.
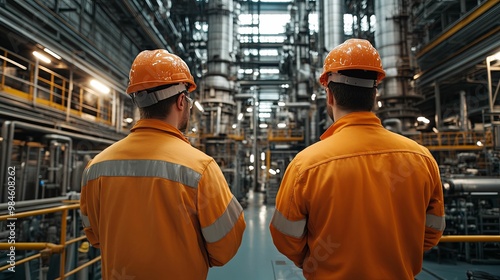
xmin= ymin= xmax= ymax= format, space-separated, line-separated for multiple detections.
xmin=131 ymin=84 xmax=187 ymax=108
xmin=327 ymin=73 xmax=376 ymax=88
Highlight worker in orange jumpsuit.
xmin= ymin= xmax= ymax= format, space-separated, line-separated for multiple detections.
xmin=269 ymin=39 xmax=445 ymax=280
xmin=80 ymin=49 xmax=246 ymax=279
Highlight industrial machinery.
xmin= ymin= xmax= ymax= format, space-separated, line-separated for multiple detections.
xmin=438 ymin=176 xmax=500 ymax=263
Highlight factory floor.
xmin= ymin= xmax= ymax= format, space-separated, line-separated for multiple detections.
xmin=207 ymin=191 xmax=500 ymax=280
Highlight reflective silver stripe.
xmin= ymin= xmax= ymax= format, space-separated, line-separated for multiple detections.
xmin=202 ymin=196 xmax=243 ymax=243
xmin=271 ymin=210 xmax=306 ymax=238
xmin=426 ymin=214 xmax=446 ymax=231
xmin=82 ymin=159 xmax=201 ymax=189
xmin=81 ymin=214 xmax=91 ymax=228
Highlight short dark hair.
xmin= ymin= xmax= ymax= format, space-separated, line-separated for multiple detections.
xmin=327 ymin=70 xmax=378 ymax=111
xmin=139 ymin=85 xmax=182 ymax=119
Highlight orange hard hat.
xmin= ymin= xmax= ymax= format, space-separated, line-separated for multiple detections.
xmin=126 ymin=49 xmax=196 ymax=94
xmin=319 ymin=39 xmax=386 ymax=87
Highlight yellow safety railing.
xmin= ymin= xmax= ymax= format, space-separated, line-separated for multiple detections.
xmin=0 ymin=47 xmax=113 ymax=125
xmin=0 ymin=203 xmax=499 ymax=278
xmin=0 ymin=203 xmax=98 ymax=279
xmin=408 ymin=130 xmax=494 ymax=151
xmin=268 ymin=128 xmax=304 ymax=142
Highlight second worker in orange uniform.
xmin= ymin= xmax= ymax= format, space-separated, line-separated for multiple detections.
xmin=270 ymin=39 xmax=445 ymax=280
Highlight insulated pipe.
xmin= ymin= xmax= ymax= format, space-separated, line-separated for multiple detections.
xmin=435 ymin=82 xmax=442 ymax=130
xmin=459 ymin=90 xmax=468 ymax=131
xmin=442 ymin=177 xmax=500 ymax=193
xmin=203 ymin=0 xmax=236 ymax=136
xmin=0 ymin=196 xmax=73 ymax=212
xmin=43 ymin=134 xmax=73 ymax=195
xmin=375 ymin=0 xmax=422 ymax=133
xmin=322 ymin=0 xmax=343 ymax=52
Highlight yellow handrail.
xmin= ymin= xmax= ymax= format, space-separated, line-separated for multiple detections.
xmin=0 ymin=203 xmax=82 ymax=279
xmin=0 ymin=202 xmax=499 ymax=277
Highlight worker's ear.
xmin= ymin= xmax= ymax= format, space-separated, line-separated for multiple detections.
xmin=326 ymin=87 xmax=335 ymax=106
xmin=175 ymin=93 xmax=184 ymax=110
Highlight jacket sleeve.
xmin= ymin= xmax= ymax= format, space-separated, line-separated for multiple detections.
xmin=198 ymin=160 xmax=246 ymax=266
xmin=80 ymin=161 xmax=101 ymax=248
xmin=269 ymin=161 xmax=308 ymax=268
xmin=424 ymin=159 xmax=445 ymax=251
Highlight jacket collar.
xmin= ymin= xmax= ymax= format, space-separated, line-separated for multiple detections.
xmin=130 ymin=119 xmax=190 ymax=144
xmin=320 ymin=111 xmax=382 ymax=140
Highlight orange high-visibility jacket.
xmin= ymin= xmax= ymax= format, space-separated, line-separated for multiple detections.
xmin=80 ymin=119 xmax=246 ymax=279
xmin=270 ymin=112 xmax=445 ymax=280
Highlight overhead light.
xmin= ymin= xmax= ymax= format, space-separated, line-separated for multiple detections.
xmin=476 ymin=141 xmax=484 ymax=147
xmin=268 ymin=169 xmax=277 ymax=175
xmin=90 ymin=79 xmax=110 ymax=94
xmin=124 ymin=118 xmax=133 ymax=124
xmin=417 ymin=116 xmax=430 ymax=124
xmin=0 ymin=55 xmax=27 ymax=70
xmin=43 ymin=48 xmax=61 ymax=60
xmin=232 ymin=124 xmax=237 ymax=129
xmin=237 ymin=113 xmax=244 ymax=120
xmin=194 ymin=100 xmax=204 ymax=112
xmin=32 ymin=51 xmax=51 ymax=63
xmin=432 ymin=127 xmax=439 ymax=133
xmin=259 ymin=123 xmax=268 ymax=128
xmin=248 ymin=165 xmax=254 ymax=171
xmin=490 ymin=51 xmax=500 ymax=61
xmin=311 ymin=93 xmax=316 ymax=101
xmin=378 ymin=101 xmax=383 ymax=108
xmin=277 ymin=123 xmax=286 ymax=128
xmin=278 ymin=101 xmax=286 ymax=107
xmin=261 ymin=152 xmax=265 ymax=161
xmin=250 ymin=154 xmax=254 ymax=163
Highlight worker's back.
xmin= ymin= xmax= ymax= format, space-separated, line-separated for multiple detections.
xmin=271 ymin=112 xmax=444 ymax=280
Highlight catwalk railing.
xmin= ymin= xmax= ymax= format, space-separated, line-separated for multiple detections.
xmin=0 ymin=203 xmax=499 ymax=278
xmin=0 ymin=47 xmax=115 ymax=127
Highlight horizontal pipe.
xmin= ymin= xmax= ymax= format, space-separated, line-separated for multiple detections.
xmin=0 ymin=196 xmax=69 ymax=210
xmin=0 ymin=204 xmax=79 ymax=220
xmin=439 ymin=235 xmax=500 ymax=242
xmin=55 ymin=256 xmax=102 ymax=280
xmin=0 ymin=253 xmax=41 ymax=271
xmin=0 ymin=242 xmax=63 ymax=253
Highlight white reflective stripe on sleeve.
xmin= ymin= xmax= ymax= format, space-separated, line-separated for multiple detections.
xmin=81 ymin=214 xmax=91 ymax=228
xmin=202 ymin=196 xmax=243 ymax=243
xmin=426 ymin=214 xmax=445 ymax=231
xmin=271 ymin=209 xmax=306 ymax=238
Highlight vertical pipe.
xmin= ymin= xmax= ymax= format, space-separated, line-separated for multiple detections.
xmin=435 ymin=82 xmax=442 ymax=130
xmin=33 ymin=58 xmax=39 ymax=108
xmin=0 ymin=121 xmax=11 ymax=202
xmin=59 ymin=208 xmax=68 ymax=279
xmin=459 ymin=90 xmax=468 ymax=131
xmin=252 ymin=96 xmax=258 ymax=192
xmin=35 ymin=148 xmax=43 ymax=199
xmin=216 ymin=106 xmax=222 ymax=135
xmin=486 ymin=56 xmax=493 ymax=112
xmin=65 ymin=69 xmax=73 ymax=122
